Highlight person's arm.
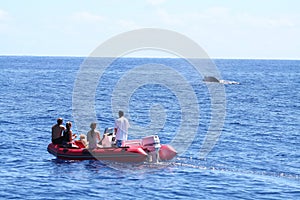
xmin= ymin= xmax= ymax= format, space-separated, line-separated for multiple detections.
xmin=99 ymin=134 xmax=105 ymax=144
xmin=114 ymin=120 xmax=118 ymax=134
xmin=72 ymin=132 xmax=77 ymax=140
xmin=51 ymin=126 xmax=54 ymax=138
xmin=60 ymin=125 xmax=66 ymax=131
xmin=86 ymin=132 xmax=89 ymax=142
xmin=97 ymin=131 xmax=101 ymax=141
xmin=69 ymin=130 xmax=73 ymax=142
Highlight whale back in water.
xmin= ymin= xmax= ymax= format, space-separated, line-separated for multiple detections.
xmin=203 ymin=76 xmax=220 ymax=82
xmin=203 ymin=76 xmax=240 ymax=84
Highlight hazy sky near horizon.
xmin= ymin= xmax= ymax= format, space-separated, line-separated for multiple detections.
xmin=0 ymin=0 xmax=299 ymax=59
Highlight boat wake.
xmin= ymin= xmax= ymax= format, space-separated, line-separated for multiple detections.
xmin=99 ymin=156 xmax=300 ymax=181
xmin=173 ymin=157 xmax=300 ymax=180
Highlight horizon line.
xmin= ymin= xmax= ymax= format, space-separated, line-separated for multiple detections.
xmin=0 ymin=54 xmax=299 ymax=61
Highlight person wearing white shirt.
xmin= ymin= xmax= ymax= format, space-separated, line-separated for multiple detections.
xmin=114 ymin=111 xmax=130 ymax=147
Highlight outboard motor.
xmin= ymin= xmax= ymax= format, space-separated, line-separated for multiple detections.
xmin=142 ymin=135 xmax=161 ymax=163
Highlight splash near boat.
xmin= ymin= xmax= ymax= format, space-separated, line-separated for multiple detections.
xmin=47 ymin=134 xmax=177 ymax=163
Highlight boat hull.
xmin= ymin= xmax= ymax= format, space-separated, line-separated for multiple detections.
xmin=47 ymin=143 xmax=148 ymax=162
xmin=48 ymin=135 xmax=177 ymax=162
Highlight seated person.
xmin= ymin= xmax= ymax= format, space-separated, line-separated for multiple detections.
xmin=87 ymin=122 xmax=101 ymax=149
xmin=62 ymin=121 xmax=77 ymax=146
xmin=52 ymin=118 xmax=66 ymax=144
xmin=79 ymin=134 xmax=88 ymax=148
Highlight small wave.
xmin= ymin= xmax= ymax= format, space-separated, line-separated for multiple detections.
xmin=219 ymin=80 xmax=240 ymax=85
xmin=100 ymin=160 xmax=173 ymax=173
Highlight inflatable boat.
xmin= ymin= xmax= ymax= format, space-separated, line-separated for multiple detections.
xmin=48 ymin=135 xmax=177 ymax=163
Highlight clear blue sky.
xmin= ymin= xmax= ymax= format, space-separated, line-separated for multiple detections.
xmin=0 ymin=0 xmax=299 ymax=59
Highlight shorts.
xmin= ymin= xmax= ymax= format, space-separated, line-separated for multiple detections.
xmin=52 ymin=136 xmax=64 ymax=144
xmin=116 ymin=140 xmax=123 ymax=147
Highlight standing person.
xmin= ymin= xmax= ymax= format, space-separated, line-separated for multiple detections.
xmin=62 ymin=121 xmax=76 ymax=145
xmin=114 ymin=110 xmax=130 ymax=147
xmin=52 ymin=118 xmax=66 ymax=144
xmin=87 ymin=122 xmax=101 ymax=149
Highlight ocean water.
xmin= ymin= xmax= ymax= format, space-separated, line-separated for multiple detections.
xmin=0 ymin=56 xmax=299 ymax=199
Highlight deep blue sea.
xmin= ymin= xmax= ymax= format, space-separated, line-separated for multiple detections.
xmin=0 ymin=56 xmax=299 ymax=199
